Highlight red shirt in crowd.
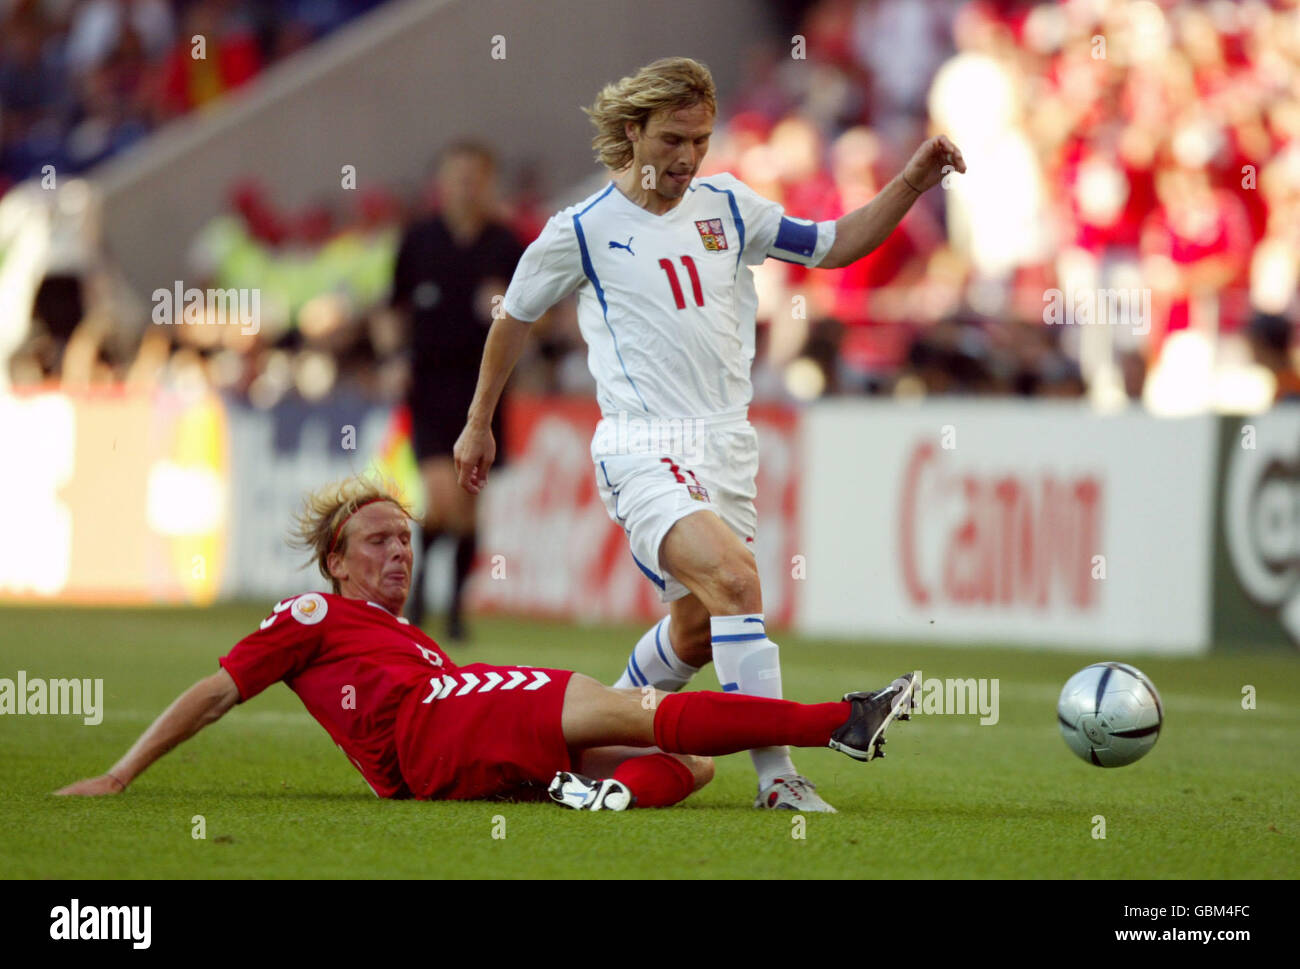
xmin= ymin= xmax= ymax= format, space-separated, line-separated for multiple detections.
xmin=158 ymin=29 xmax=261 ymax=116
xmin=1141 ymin=187 xmax=1252 ymax=339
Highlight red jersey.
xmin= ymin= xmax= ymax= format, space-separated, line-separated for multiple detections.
xmin=219 ymin=593 xmax=455 ymax=798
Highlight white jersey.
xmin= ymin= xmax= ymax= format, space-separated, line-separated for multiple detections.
xmin=501 ymin=172 xmax=836 ymax=420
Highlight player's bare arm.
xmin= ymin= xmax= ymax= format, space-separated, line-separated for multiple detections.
xmin=53 ymin=668 xmax=241 ymax=796
xmin=453 ymin=310 xmax=531 ymax=494
xmin=818 ymin=134 xmax=966 ymax=270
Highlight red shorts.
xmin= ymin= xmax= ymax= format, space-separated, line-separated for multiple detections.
xmin=395 ymin=663 xmax=575 ymax=801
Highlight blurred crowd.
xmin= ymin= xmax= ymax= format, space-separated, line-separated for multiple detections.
xmin=0 ymin=0 xmax=385 ymax=190
xmin=6 ymin=0 xmax=1300 ymax=411
xmin=711 ymin=0 xmax=1300 ymax=407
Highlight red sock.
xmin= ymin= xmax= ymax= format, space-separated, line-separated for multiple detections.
xmin=612 ymin=753 xmax=697 ymax=808
xmin=653 ymin=692 xmax=850 ymax=755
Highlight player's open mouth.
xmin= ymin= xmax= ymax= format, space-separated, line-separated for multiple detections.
xmin=669 ymin=171 xmax=690 ymax=184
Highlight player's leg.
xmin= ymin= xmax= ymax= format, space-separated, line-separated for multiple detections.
xmin=558 ymin=674 xmax=916 ymax=763
xmin=409 ymin=456 xmax=451 ymax=627
xmin=659 ymin=508 xmax=761 ymax=616
xmin=416 ymin=456 xmax=478 ymax=640
xmin=601 ymin=598 xmax=710 ymax=807
xmin=596 ymin=436 xmax=714 ymax=692
xmin=400 ymin=665 xmax=710 ymax=807
xmin=612 ymin=593 xmax=710 ymax=690
xmin=556 ymin=744 xmax=713 ymax=809
xmin=593 ymin=427 xmax=829 ymax=808
xmin=442 ymin=465 xmax=479 ymax=641
xmin=577 ymin=745 xmax=714 ymax=792
xmin=422 ymin=457 xmax=466 ymax=527
xmin=657 ymin=509 xmax=833 ymax=809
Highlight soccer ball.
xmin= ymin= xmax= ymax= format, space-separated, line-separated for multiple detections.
xmin=1057 ymin=662 xmax=1163 ymax=767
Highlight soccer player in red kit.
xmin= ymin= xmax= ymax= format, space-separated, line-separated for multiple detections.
xmin=55 ymin=476 xmax=916 ymax=810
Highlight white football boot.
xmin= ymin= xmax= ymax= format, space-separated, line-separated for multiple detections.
xmin=547 ymin=771 xmax=635 ymax=812
xmin=754 ymin=774 xmax=837 ymax=813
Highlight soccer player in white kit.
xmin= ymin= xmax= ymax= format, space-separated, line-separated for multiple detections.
xmin=454 ymin=57 xmax=964 ymax=811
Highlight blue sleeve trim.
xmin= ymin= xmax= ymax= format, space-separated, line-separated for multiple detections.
xmin=699 ymin=181 xmax=745 ymax=274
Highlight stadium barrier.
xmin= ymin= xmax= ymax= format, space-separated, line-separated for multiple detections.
xmin=0 ymin=387 xmax=229 ymax=604
xmin=1213 ymin=409 xmax=1300 ymax=652
xmin=220 ymin=392 xmax=394 ymax=601
xmin=799 ymin=401 xmax=1218 ymax=655
xmin=3 ymin=387 xmax=1296 ymax=655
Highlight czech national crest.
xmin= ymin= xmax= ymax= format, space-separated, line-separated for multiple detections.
xmin=695 ymin=218 xmax=728 ymax=251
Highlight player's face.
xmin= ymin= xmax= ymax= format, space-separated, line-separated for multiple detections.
xmin=631 ymin=103 xmax=713 ymax=200
xmin=331 ymin=502 xmax=413 ymax=612
xmin=438 ymin=153 xmax=495 ymax=214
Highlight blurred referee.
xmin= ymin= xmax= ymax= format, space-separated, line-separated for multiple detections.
xmin=391 ymin=142 xmax=523 ymax=639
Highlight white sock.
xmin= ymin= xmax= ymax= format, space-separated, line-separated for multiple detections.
xmin=709 ymin=613 xmax=798 ymax=788
xmin=613 ymin=617 xmax=699 ymax=691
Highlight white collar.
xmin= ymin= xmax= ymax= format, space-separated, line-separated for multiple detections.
xmin=365 ymin=600 xmax=410 ymax=624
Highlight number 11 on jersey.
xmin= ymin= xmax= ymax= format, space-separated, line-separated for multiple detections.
xmin=658 ymin=256 xmax=704 ymax=309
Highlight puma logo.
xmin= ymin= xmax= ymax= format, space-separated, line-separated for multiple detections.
xmin=608 ymin=236 xmax=634 ymax=255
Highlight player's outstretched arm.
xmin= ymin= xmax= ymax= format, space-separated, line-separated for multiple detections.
xmin=53 ymin=668 xmax=241 ymax=796
xmin=818 ymin=134 xmax=966 ymax=270
xmin=454 ymin=311 xmax=531 ymax=495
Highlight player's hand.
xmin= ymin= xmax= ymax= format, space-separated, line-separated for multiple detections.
xmin=901 ymin=135 xmax=966 ymax=194
xmin=53 ymin=774 xmax=126 ymax=796
xmin=453 ymin=422 xmax=496 ymax=495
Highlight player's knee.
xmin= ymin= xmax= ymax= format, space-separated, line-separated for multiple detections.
xmin=709 ymin=555 xmax=761 ymax=613
xmin=667 ymin=753 xmax=714 ymax=792
xmin=684 ymin=755 xmax=715 ymax=791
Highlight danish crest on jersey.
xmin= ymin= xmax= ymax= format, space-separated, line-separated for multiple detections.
xmin=291 ymin=593 xmax=328 ymax=625
xmin=695 ymin=218 xmax=728 ymax=251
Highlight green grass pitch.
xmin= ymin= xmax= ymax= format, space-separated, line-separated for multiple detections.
xmin=1 ymin=604 xmax=1296 ymax=879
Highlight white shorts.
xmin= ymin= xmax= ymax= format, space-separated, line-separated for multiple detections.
xmin=592 ymin=412 xmax=759 ymax=602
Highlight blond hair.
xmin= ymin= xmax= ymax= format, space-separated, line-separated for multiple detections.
xmin=581 ymin=56 xmax=717 ymax=171
xmin=289 ymin=474 xmax=414 ymax=593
